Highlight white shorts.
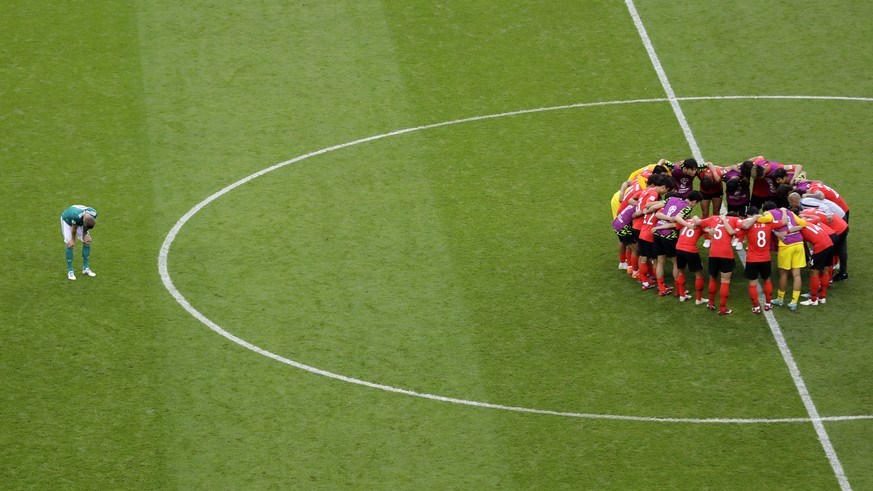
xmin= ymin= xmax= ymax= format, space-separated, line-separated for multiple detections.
xmin=61 ymin=217 xmax=86 ymax=244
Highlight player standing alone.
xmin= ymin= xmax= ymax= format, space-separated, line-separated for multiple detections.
xmin=61 ymin=205 xmax=98 ymax=280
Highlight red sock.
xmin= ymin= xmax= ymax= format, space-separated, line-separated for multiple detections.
xmin=809 ymin=276 xmax=820 ymax=301
xmin=657 ymin=277 xmax=665 ymax=292
xmin=819 ymin=270 xmax=831 ymax=299
xmin=638 ymin=262 xmax=649 ymax=283
xmin=763 ymin=279 xmax=773 ymax=303
xmin=708 ymin=278 xmax=718 ymax=303
xmin=719 ymin=282 xmax=730 ymax=309
xmin=677 ymin=274 xmax=686 ymax=295
xmin=749 ymin=283 xmax=759 ymax=307
xmin=619 ymin=250 xmax=626 ymax=263
xmin=696 ymin=276 xmax=705 ymax=300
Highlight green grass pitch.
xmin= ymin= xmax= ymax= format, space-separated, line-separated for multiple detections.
xmin=3 ymin=1 xmax=872 ymax=489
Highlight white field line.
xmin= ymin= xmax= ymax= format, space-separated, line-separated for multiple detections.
xmin=624 ymin=1 xmax=852 ymax=489
xmin=159 ymin=96 xmax=873 ymax=426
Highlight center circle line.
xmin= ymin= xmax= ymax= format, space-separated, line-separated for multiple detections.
xmin=158 ymin=95 xmax=873 ymax=423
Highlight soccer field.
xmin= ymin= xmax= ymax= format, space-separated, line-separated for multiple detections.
xmin=4 ymin=1 xmax=873 ymax=489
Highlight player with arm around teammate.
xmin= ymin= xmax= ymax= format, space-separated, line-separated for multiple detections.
xmin=699 ymin=213 xmax=743 ymax=315
xmin=632 ymin=174 xmax=674 ymax=291
xmin=758 ymin=202 xmax=807 ymax=311
xmin=797 ymin=215 xmax=837 ymax=306
xmin=672 ymin=214 xmax=708 ymax=304
xmin=739 ymin=206 xmax=785 ymax=313
xmin=799 ymin=206 xmax=848 ymax=290
xmin=651 ymin=190 xmax=702 ymax=297
xmin=60 ymin=204 xmax=97 ymax=280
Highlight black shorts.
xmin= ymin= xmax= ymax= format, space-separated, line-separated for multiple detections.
xmin=619 ymin=234 xmax=635 ymax=246
xmin=708 ymin=256 xmax=736 ymax=277
xmin=676 ymin=250 xmax=703 ymax=272
xmin=809 ymin=246 xmax=834 ymax=271
xmin=744 ymin=260 xmax=772 ymax=280
xmin=702 ymin=189 xmax=724 ymax=200
xmin=654 ymin=235 xmax=677 ymax=258
xmin=637 ymin=238 xmax=655 ymax=258
xmin=727 ymin=203 xmax=748 ymax=216
xmin=750 ymin=195 xmax=769 ymax=209
xmin=632 ymin=228 xmax=641 ymax=244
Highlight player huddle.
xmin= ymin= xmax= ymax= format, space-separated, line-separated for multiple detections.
xmin=611 ymin=157 xmax=850 ymax=315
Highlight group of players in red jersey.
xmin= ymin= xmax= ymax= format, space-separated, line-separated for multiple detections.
xmin=611 ymin=156 xmax=850 ymax=315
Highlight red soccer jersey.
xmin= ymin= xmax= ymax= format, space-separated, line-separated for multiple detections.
xmin=801 ymin=221 xmax=834 ymax=253
xmin=751 ymin=158 xmax=773 ymax=198
xmin=699 ymin=215 xmax=742 ymax=259
xmin=633 ymin=188 xmax=660 ymax=231
xmin=799 ymin=214 xmax=837 ymax=235
xmin=807 ymin=181 xmax=849 ymax=212
xmin=800 ymin=208 xmax=847 ymax=235
xmin=744 ymin=221 xmax=780 ymax=262
xmin=618 ymin=186 xmax=642 ymax=216
xmin=697 ymin=166 xmax=726 ymax=194
xmin=676 ymin=222 xmax=703 ymax=253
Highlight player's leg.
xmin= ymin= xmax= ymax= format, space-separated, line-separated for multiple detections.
xmin=833 ymin=229 xmax=848 ymax=281
xmin=706 ymin=259 xmax=719 ymax=310
xmin=745 ymin=262 xmax=760 ymax=312
xmin=718 ymin=260 xmax=734 ymax=315
xmin=82 ymin=243 xmax=95 ymax=276
xmin=692 ymin=256 xmax=707 ymax=304
xmin=61 ymin=218 xmax=76 ymax=280
xmin=789 ymin=267 xmax=802 ymax=310
xmin=760 ymin=261 xmax=774 ymax=309
xmin=788 ymin=245 xmax=806 ymax=309
xmin=772 ymin=268 xmax=789 ymax=306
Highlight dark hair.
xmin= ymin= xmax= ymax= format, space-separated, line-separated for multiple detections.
xmin=700 ymin=176 xmax=714 ymax=189
xmin=661 ymin=175 xmax=676 ymax=191
xmin=775 ymin=184 xmax=794 ymax=202
xmin=686 ymin=190 xmax=704 ymax=203
xmin=753 ymin=164 xmax=765 ymax=178
xmin=664 ymin=191 xmax=680 ymax=200
xmin=646 ymin=173 xmax=662 ymax=186
xmin=772 ymin=168 xmax=788 ymax=179
xmin=746 ymin=206 xmax=760 ymax=216
xmin=762 ymin=201 xmax=777 ymax=211
xmin=740 ymin=160 xmax=754 ymax=178
xmin=651 ymin=164 xmax=668 ymax=175
xmin=682 ymin=158 xmax=698 ymax=170
xmin=725 ymin=177 xmax=739 ymax=194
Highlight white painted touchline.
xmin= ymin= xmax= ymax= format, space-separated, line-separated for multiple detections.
xmin=625 ymin=1 xmax=854 ymax=488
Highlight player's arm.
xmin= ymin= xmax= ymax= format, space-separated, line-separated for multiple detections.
xmin=789 ymin=164 xmax=803 ymax=185
xmin=68 ymin=223 xmax=78 ymax=247
xmin=674 ymin=215 xmax=697 ymax=229
xmin=617 ymin=180 xmax=632 ymax=196
xmin=654 ymin=209 xmax=675 ymax=221
xmin=720 ymin=216 xmax=737 ymax=236
xmin=652 ymin=222 xmax=676 ymax=232
xmin=704 ymin=162 xmax=723 ymax=183
xmin=805 ymin=186 xmax=825 ymax=200
xmin=644 ymin=200 xmax=665 ymax=213
xmin=740 ymin=214 xmax=761 ymax=230
xmin=756 ymin=213 xmax=774 ymax=224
